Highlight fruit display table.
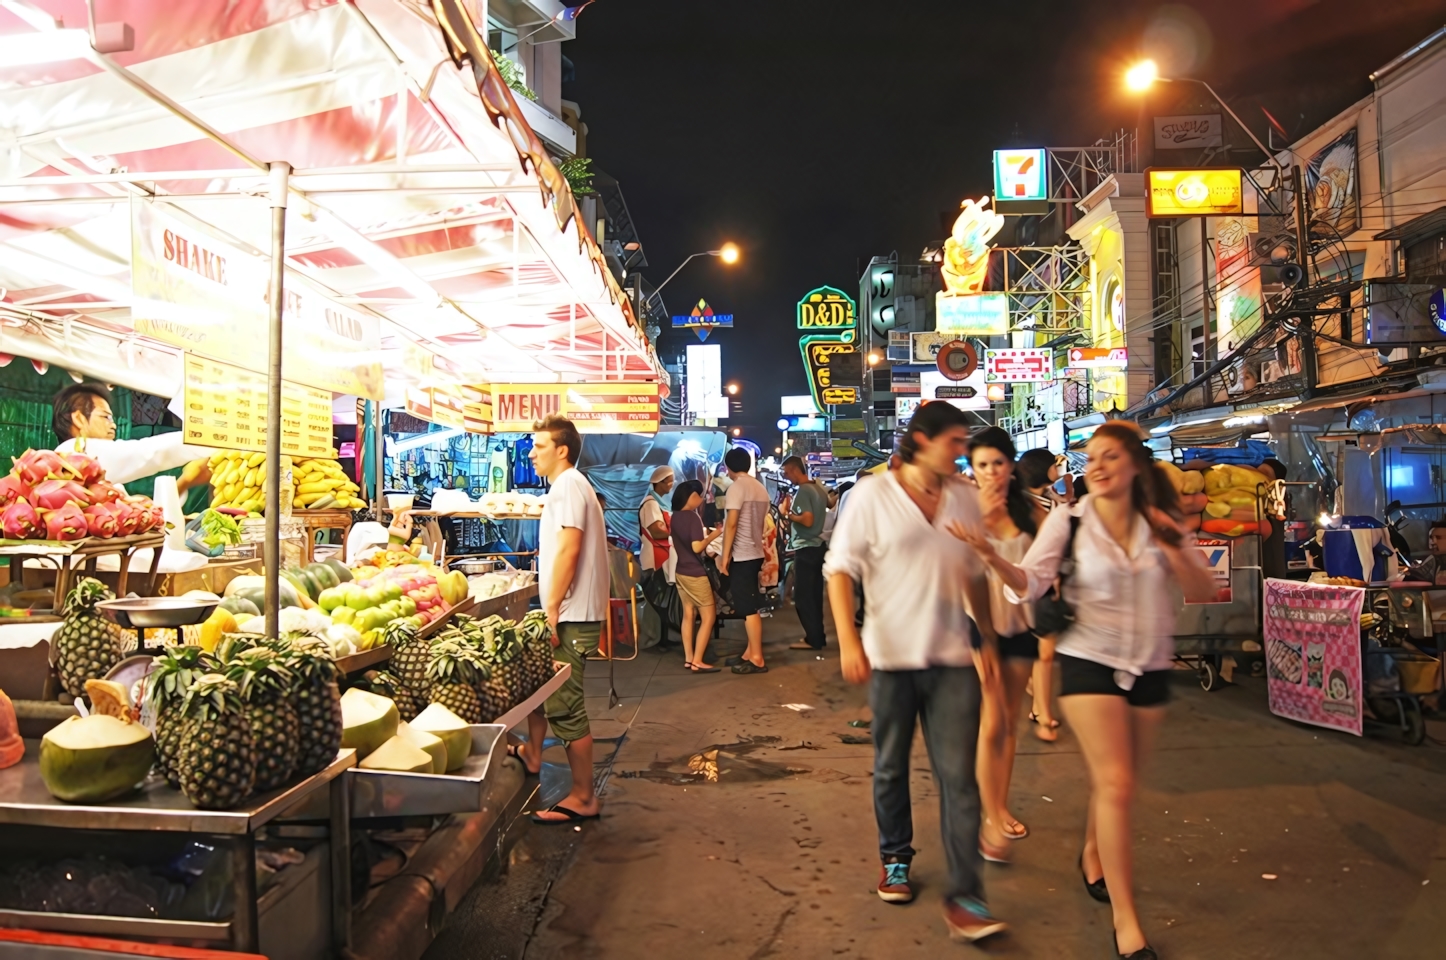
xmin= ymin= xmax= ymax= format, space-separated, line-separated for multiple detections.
xmin=0 ymin=747 xmax=356 ymax=956
xmin=0 ymin=532 xmax=165 ymax=614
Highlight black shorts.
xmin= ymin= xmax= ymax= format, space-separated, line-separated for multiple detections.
xmin=728 ymin=558 xmax=764 ymax=616
xmin=969 ymin=625 xmax=1039 ymax=660
xmin=1058 ymin=654 xmax=1172 ymax=707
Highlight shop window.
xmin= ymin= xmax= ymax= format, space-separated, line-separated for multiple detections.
xmin=1406 ymin=230 xmax=1446 ymax=280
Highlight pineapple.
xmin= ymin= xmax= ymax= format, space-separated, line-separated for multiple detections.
xmin=426 ymin=640 xmax=490 ymax=723
xmin=176 ymin=674 xmax=256 ymax=810
xmin=382 ymin=620 xmax=428 ymax=719
xmin=226 ymin=647 xmax=298 ymax=793
xmin=54 ymin=578 xmax=124 ymax=698
xmin=284 ymin=638 xmax=343 ymax=777
xmin=366 ymin=670 xmax=422 ymax=721
xmin=484 ymin=624 xmax=528 ymax=704
xmin=145 ymin=645 xmax=215 ymax=787
xmin=519 ymin=611 xmax=555 ymax=693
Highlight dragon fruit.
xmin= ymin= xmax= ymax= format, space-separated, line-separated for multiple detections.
xmin=82 ymin=504 xmax=119 ymax=538
xmin=87 ymin=481 xmax=123 ymax=505
xmin=112 ymin=501 xmax=140 ymax=536
xmin=59 ymin=452 xmax=104 ymax=485
xmin=42 ymin=503 xmax=88 ymax=541
xmin=0 ymin=474 xmax=32 ymax=509
xmin=0 ymin=501 xmax=41 ymax=540
xmin=31 ymin=479 xmax=92 ymax=512
xmin=12 ymin=449 xmax=71 ymax=486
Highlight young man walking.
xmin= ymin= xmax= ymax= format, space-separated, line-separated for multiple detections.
xmin=824 ymin=400 xmax=1007 ymax=943
xmin=781 ymin=455 xmax=828 ymax=651
xmin=523 ymin=415 xmax=609 ymax=823
xmin=717 ymin=446 xmax=770 ymax=673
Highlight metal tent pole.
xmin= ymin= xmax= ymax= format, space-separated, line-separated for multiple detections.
xmin=264 ymin=161 xmax=291 ymax=638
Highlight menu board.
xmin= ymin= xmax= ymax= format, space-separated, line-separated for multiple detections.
xmin=183 ymin=355 xmax=335 ymax=457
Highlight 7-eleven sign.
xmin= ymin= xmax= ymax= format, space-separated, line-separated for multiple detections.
xmin=993 ymin=149 xmax=1047 ymax=201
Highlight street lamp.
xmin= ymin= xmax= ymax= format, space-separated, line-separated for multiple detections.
xmin=641 ymin=244 xmax=742 ymax=312
xmin=1123 ymin=59 xmax=1283 ymax=179
xmin=726 ymin=383 xmax=740 ymax=395
xmin=731 ymin=427 xmax=742 ymax=437
xmin=867 ymin=351 xmax=881 ymax=366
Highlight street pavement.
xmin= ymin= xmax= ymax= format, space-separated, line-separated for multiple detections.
xmin=428 ymin=601 xmax=1446 ymax=960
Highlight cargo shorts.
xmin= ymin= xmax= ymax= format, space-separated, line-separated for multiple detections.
xmin=543 ymin=621 xmax=601 ymax=742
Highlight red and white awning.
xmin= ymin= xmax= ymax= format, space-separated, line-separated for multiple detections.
xmin=0 ymin=0 xmax=662 ymax=391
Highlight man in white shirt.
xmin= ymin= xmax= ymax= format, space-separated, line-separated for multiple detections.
xmin=524 ymin=415 xmax=609 ymax=824
xmin=638 ymin=464 xmax=675 ymax=583
xmin=824 ymin=400 xmax=1006 ymax=943
xmin=718 ymin=446 xmax=770 ymax=673
xmin=52 ymin=383 xmax=212 ymax=492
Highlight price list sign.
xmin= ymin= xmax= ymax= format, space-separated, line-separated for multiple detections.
xmin=184 ymin=355 xmax=334 ymax=457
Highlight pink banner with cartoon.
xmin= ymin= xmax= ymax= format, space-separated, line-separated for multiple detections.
xmin=1264 ymin=579 xmax=1365 ymax=736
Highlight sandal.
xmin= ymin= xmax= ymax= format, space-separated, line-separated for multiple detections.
xmin=1029 ymin=712 xmax=1061 ymax=742
xmin=1001 ymin=817 xmax=1029 ymax=840
xmin=979 ymin=832 xmax=1011 ymax=864
xmin=689 ymin=662 xmax=720 ymax=673
xmin=731 ymin=659 xmax=769 ymax=674
xmin=505 ymin=742 xmax=541 ymax=775
xmin=530 ymin=803 xmax=600 ymax=825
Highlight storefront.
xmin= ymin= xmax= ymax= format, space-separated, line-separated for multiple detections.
xmin=0 ymin=2 xmax=662 ymax=956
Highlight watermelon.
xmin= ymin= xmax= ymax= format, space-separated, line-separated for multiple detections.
xmin=324 ymin=558 xmax=353 ymax=584
xmin=306 ymin=562 xmax=340 ymax=591
xmin=218 ymin=596 xmax=261 ymax=617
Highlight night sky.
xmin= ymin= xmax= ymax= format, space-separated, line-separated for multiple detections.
xmin=564 ymin=0 xmax=1446 ymax=445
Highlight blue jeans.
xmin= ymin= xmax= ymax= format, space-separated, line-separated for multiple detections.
xmin=870 ymin=665 xmax=984 ymax=901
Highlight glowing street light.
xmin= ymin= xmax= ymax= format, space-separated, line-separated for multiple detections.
xmin=641 ymin=243 xmax=742 ymax=312
xmin=718 ymin=242 xmax=741 ymax=265
xmin=867 ymin=351 xmax=881 ymax=366
xmin=1124 ymin=59 xmax=1158 ymax=92
xmin=731 ymin=427 xmax=742 ymax=437
xmin=726 ymin=383 xmax=740 ymax=395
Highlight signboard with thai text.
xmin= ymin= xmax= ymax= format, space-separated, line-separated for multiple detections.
xmin=1144 ymin=168 xmax=1245 ymax=217
xmin=1264 ymin=579 xmax=1365 ymax=736
xmin=984 ymin=348 xmax=1054 ymax=383
xmin=489 ymin=382 xmax=660 ymax=434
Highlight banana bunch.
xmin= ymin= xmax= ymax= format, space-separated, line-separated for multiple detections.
xmin=293 ymin=457 xmax=365 ymax=510
xmin=208 ymin=451 xmax=268 ymax=514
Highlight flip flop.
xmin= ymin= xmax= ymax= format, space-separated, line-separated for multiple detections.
xmin=1001 ymin=818 xmax=1029 ymax=840
xmin=505 ymin=743 xmax=541 ymax=775
xmin=530 ymin=803 xmax=600 ymax=825
xmin=979 ymin=834 xmax=1011 ymax=864
xmin=1028 ymin=712 xmax=1061 ymax=742
xmin=689 ymin=663 xmax=720 ymax=673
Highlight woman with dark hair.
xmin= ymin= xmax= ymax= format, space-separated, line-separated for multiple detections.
xmin=966 ymin=428 xmax=1038 ymax=862
xmin=1015 ymin=448 xmax=1064 ymax=743
xmin=670 ymin=480 xmax=722 ymax=672
xmin=952 ymin=421 xmax=1214 ymax=960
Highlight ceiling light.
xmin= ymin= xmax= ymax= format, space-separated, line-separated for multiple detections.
xmin=393 ymin=428 xmax=463 ymax=452
xmin=0 ymin=28 xmax=90 ymax=66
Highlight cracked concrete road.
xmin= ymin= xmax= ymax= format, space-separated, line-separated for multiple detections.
xmin=440 ymin=603 xmax=1446 ymax=959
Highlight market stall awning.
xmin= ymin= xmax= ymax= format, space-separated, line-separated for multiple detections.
xmin=0 ymin=0 xmax=662 ymax=394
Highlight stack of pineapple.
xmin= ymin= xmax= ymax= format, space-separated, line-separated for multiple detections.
xmin=293 ymin=457 xmax=365 ymax=511
xmin=207 ymin=451 xmax=365 ymax=514
xmin=367 ymin=611 xmax=557 ymax=726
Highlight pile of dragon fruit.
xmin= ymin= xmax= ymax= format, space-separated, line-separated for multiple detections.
xmin=0 ymin=449 xmax=165 ymax=542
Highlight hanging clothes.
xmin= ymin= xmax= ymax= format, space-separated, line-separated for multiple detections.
xmin=512 ymin=436 xmax=539 ymax=487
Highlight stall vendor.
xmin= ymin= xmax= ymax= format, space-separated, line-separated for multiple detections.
xmin=1407 ymin=519 xmax=1446 ymax=586
xmin=52 ymin=383 xmax=212 ymax=502
xmin=639 ymin=465 xmax=675 ymax=584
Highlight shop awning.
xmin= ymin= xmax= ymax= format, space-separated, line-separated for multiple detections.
xmin=0 ymin=0 xmax=662 ymax=392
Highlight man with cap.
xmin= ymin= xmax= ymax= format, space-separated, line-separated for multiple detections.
xmin=639 ymin=464 xmax=676 ymax=586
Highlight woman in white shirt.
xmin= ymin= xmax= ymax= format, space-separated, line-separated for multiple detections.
xmin=953 ymin=422 xmax=1213 ymax=960
xmin=966 ymin=428 xmax=1039 ymax=864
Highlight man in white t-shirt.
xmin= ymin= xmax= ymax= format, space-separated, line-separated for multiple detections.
xmin=824 ymin=400 xmax=1007 ymax=943
xmin=523 ymin=415 xmax=609 ymax=824
xmin=719 ymin=446 xmax=770 ymax=673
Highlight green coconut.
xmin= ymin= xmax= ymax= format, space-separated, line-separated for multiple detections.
xmin=396 ymin=722 xmax=448 ymax=774
xmin=358 ymin=734 xmax=435 ymax=773
xmin=40 ymin=714 xmax=155 ymax=803
xmin=340 ymin=687 xmax=399 ymax=760
xmin=410 ymin=703 xmax=472 ymax=772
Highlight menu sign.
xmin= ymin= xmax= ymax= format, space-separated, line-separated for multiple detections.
xmin=182 ymin=355 xmax=334 ymax=458
xmin=1263 ymin=579 xmax=1365 ymax=736
xmin=132 ymin=200 xmax=384 ymax=399
xmin=488 ymin=382 xmax=660 ymax=434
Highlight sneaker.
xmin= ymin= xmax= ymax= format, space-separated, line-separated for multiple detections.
xmin=876 ymin=860 xmax=914 ymax=903
xmin=943 ymin=896 xmax=1007 ymax=942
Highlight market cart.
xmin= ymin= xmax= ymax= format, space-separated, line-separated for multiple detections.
xmin=1174 ymin=534 xmax=1267 ymax=691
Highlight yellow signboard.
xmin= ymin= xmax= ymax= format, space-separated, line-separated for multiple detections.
xmin=796 ymin=286 xmax=858 ymax=334
xmin=182 ymin=355 xmax=334 ymax=458
xmin=489 ymin=383 xmax=660 ymax=434
xmin=1145 ymin=168 xmax=1244 ymax=217
xmin=406 ymin=383 xmax=494 ymax=433
xmin=132 ymin=200 xmax=384 ymax=399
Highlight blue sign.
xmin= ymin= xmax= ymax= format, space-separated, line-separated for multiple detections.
xmin=1431 ymin=288 xmax=1446 ymax=335
xmin=672 ymin=298 xmax=734 ymax=342
xmin=781 ymin=416 xmax=828 ymax=433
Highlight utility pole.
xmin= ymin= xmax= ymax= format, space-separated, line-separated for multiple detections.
xmin=1290 ymin=164 xmax=1317 ymax=399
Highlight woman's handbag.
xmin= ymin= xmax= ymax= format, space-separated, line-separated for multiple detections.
xmin=1033 ymin=516 xmax=1081 ymax=636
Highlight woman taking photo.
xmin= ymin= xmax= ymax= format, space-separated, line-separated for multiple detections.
xmin=966 ymin=429 xmax=1039 ymax=864
xmin=1015 ymin=448 xmax=1063 ymax=742
xmin=953 ymin=422 xmax=1214 ymax=960
xmin=670 ymin=480 xmax=722 ymax=672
